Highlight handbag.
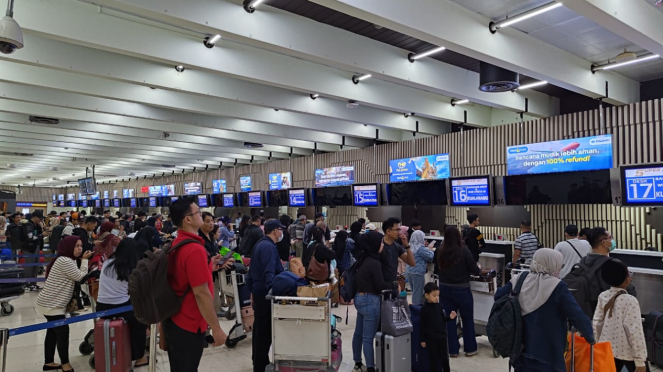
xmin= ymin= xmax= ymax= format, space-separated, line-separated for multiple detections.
xmin=564 ymin=332 xmax=616 ymax=372
xmin=297 ymin=284 xmax=329 ymax=306
xmin=306 ymin=246 xmax=330 ymax=282
xmin=381 ymin=296 xmax=413 ymax=336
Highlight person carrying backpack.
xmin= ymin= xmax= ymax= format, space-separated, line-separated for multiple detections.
xmin=492 ymin=248 xmax=593 ymax=372
xmin=563 ymin=227 xmax=636 ymax=319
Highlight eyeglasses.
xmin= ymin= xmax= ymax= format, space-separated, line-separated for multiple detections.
xmin=186 ymin=211 xmax=202 ymax=218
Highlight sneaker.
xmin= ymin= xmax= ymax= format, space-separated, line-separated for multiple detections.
xmin=449 ymin=354 xmax=458 ymax=358
xmin=353 ymin=363 xmax=367 ymax=372
xmin=465 ymin=351 xmax=478 ymax=357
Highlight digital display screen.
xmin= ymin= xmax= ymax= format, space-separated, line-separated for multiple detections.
xmin=450 ymin=177 xmax=491 ymax=206
xmin=103 ymin=191 xmax=109 ymax=199
xmin=95 ymin=200 xmax=101 ymax=208
xmin=353 ymin=184 xmax=378 ymax=206
xmin=288 ymin=189 xmax=306 ymax=207
xmin=104 ymin=199 xmax=110 ymax=208
xmin=58 ymin=200 xmax=65 ymax=207
xmin=184 ymin=182 xmax=202 ymax=195
xmin=198 ymin=194 xmax=208 ymax=207
xmin=113 ymin=199 xmax=120 ymax=208
xmin=212 ymin=179 xmax=226 ymax=194
xmin=67 ymin=193 xmax=75 ymax=201
xmin=130 ymin=198 xmax=137 ymax=208
xmin=315 ymin=166 xmax=354 ymax=187
xmin=389 ymin=154 xmax=450 ymax=182
xmin=149 ymin=197 xmax=157 ymax=207
xmin=163 ymin=184 xmax=176 ymax=196
xmin=386 ymin=180 xmax=448 ymax=206
xmin=313 ymin=186 xmax=353 ymax=207
xmin=123 ymin=189 xmax=135 ymax=198
xmin=91 ymin=192 xmax=100 ymax=200
xmin=269 ymin=172 xmax=292 ymax=190
xmin=58 ymin=194 xmax=64 ymax=201
xmin=171 ymin=196 xmax=179 ymax=202
xmin=507 ymin=135 xmax=613 ymax=176
xmin=223 ymin=194 xmax=234 ymax=208
xmin=113 ymin=190 xmax=119 ymax=198
xmin=504 ymin=170 xmax=611 ymax=205
xmin=248 ymin=192 xmax=262 ymax=207
xmin=148 ymin=186 xmax=163 ymax=197
xmin=52 ymin=195 xmax=56 ymax=201
xmin=240 ymin=176 xmax=252 ymax=192
xmin=68 ymin=200 xmax=76 ymax=207
xmin=623 ymin=166 xmax=663 ymax=205
xmin=80 ymin=200 xmax=88 ymax=208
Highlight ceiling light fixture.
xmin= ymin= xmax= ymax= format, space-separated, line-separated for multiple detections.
xmin=451 ymin=99 xmax=470 ymax=106
xmin=243 ymin=0 xmax=264 ymax=13
xmin=310 ymin=94 xmax=319 ymax=100
xmin=203 ymin=34 xmax=221 ymax=48
xmin=352 ymin=74 xmax=372 ymax=84
xmin=404 ymin=113 xmax=415 ymax=118
xmin=591 ymin=54 xmax=659 ymax=72
xmin=175 ymin=65 xmax=185 ymax=72
xmin=516 ymin=80 xmax=548 ymax=91
xmin=489 ymin=2 xmax=563 ymax=33
xmin=408 ymin=46 xmax=446 ymax=62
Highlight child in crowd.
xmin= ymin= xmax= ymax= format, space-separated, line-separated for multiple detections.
xmin=420 ymin=282 xmax=456 ymax=372
xmin=593 ymin=258 xmax=649 ymax=372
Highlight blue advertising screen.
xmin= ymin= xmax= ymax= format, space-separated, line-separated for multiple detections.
xmin=248 ymin=192 xmax=262 ymax=207
xmin=223 ymin=194 xmax=234 ymax=208
xmin=389 ymin=154 xmax=450 ymax=182
xmin=198 ymin=195 xmax=208 ymax=207
xmin=91 ymin=192 xmax=100 ymax=200
xmin=68 ymin=200 xmax=76 ymax=207
xmin=58 ymin=194 xmax=64 ymax=201
xmin=113 ymin=190 xmax=119 ymax=198
xmin=315 ymin=166 xmax=355 ymax=187
xmin=184 ymin=182 xmax=202 ymax=195
xmin=212 ymin=179 xmax=226 ymax=194
xmin=450 ymin=177 xmax=491 ymax=206
xmin=123 ymin=189 xmax=134 ymax=198
xmin=507 ymin=135 xmax=613 ymax=176
xmin=103 ymin=191 xmax=109 ymax=199
xmin=149 ymin=197 xmax=157 ymax=207
xmin=353 ymin=184 xmax=378 ymax=206
xmin=148 ymin=186 xmax=162 ymax=197
xmin=95 ymin=200 xmax=101 ymax=208
xmin=269 ymin=172 xmax=292 ymax=190
xmin=113 ymin=199 xmax=120 ymax=208
xmin=624 ymin=167 xmax=663 ymax=204
xmin=288 ymin=189 xmax=306 ymax=207
xmin=240 ymin=176 xmax=252 ymax=192
xmin=130 ymin=199 xmax=137 ymax=208
xmin=103 ymin=199 xmax=110 ymax=208
xmin=67 ymin=193 xmax=75 ymax=201
xmin=52 ymin=194 xmax=56 ymax=201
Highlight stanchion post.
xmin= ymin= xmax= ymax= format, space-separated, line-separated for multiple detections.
xmin=0 ymin=328 xmax=8 ymax=372
xmin=148 ymin=323 xmax=157 ymax=372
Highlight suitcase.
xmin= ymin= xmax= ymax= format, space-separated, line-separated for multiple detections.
xmin=645 ymin=311 xmax=663 ymax=366
xmin=0 ymin=267 xmax=25 ymax=296
xmin=241 ymin=306 xmax=254 ymax=333
xmin=409 ymin=305 xmax=430 ymax=372
xmin=94 ymin=319 xmax=132 ymax=372
xmin=375 ymin=332 xmax=411 ymax=372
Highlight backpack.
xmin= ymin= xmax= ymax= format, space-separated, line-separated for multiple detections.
xmin=128 ymin=239 xmax=198 ymax=325
xmin=562 ymin=258 xmax=605 ymax=319
xmin=340 ymin=260 xmax=359 ymax=304
xmin=487 ymin=271 xmax=529 ymax=360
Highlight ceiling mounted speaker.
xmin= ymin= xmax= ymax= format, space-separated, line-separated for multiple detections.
xmin=479 ymin=62 xmax=519 ymax=92
xmin=244 ymin=142 xmax=263 ymax=148
xmin=29 ymin=116 xmax=59 ymax=124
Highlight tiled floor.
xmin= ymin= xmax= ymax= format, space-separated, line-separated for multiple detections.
xmin=1 ymin=291 xmax=659 ymax=372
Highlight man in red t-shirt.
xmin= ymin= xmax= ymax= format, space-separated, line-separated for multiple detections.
xmin=164 ymin=197 xmax=229 ymax=371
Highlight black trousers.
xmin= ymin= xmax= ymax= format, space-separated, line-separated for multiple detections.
xmin=252 ymin=293 xmax=272 ymax=372
xmin=615 ymin=358 xmax=651 ymax=372
xmin=427 ymin=339 xmax=451 ymax=372
xmin=163 ymin=318 xmax=205 ymax=372
xmin=97 ymin=301 xmax=147 ymax=361
xmin=44 ymin=314 xmax=69 ymax=365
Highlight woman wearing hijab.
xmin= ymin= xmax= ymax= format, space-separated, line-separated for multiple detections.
xmin=333 ymin=230 xmax=356 ymax=275
xmin=352 ymin=231 xmax=399 ymax=372
xmin=405 ymin=230 xmax=435 ymax=305
xmin=348 ymin=221 xmax=363 ymax=260
xmin=494 ymin=248 xmax=594 ymax=372
xmin=36 ymin=236 xmax=93 ymax=372
xmin=94 ymin=221 xmax=122 ymax=261
xmin=133 ymin=226 xmax=163 ymax=259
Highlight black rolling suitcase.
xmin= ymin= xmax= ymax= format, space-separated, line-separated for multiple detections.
xmin=0 ymin=267 xmax=25 ymax=296
xmin=644 ymin=311 xmax=663 ymax=367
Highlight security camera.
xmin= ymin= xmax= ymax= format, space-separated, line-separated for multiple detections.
xmin=0 ymin=1 xmax=24 ymax=55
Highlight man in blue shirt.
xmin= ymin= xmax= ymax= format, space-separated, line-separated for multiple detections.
xmin=247 ymin=219 xmax=285 ymax=372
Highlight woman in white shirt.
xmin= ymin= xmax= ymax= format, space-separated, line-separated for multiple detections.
xmin=36 ymin=236 xmax=92 ymax=372
xmin=96 ymin=239 xmax=149 ymax=368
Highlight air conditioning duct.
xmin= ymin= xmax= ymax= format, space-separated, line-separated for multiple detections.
xmin=479 ymin=62 xmax=519 ymax=92
xmin=29 ymin=116 xmax=59 ymax=124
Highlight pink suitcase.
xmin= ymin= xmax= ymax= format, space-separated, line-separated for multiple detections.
xmin=94 ymin=319 xmax=132 ymax=372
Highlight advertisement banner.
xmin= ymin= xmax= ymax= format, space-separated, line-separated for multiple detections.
xmin=122 ymin=189 xmax=134 ymax=198
xmin=162 ymin=184 xmax=176 ymax=196
xmin=269 ymin=172 xmax=292 ymax=190
xmin=91 ymin=192 xmax=100 ymax=200
xmin=103 ymin=191 xmax=109 ymax=199
xmin=184 ymin=182 xmax=202 ymax=195
xmin=314 ymin=166 xmax=355 ymax=187
xmin=389 ymin=154 xmax=450 ymax=182
xmin=506 ymin=135 xmax=613 ymax=176
xmin=240 ymin=176 xmax=252 ymax=192
xmin=212 ymin=179 xmax=226 ymax=194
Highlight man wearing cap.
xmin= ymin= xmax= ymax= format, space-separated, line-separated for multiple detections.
xmin=247 ymin=219 xmax=285 ymax=372
xmin=20 ymin=210 xmax=47 ymax=291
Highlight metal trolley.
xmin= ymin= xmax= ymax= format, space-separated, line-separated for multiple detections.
xmin=225 ymin=264 xmax=251 ymax=349
xmin=265 ymin=291 xmax=337 ymax=372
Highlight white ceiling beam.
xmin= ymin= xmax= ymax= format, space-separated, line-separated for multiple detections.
xmin=13 ymin=0 xmax=493 ymax=127
xmin=2 ymin=33 xmax=448 ymax=137
xmin=309 ymin=0 xmax=640 ymax=105
xmin=563 ymin=0 xmax=663 ymax=58
xmin=78 ymin=0 xmax=557 ymax=118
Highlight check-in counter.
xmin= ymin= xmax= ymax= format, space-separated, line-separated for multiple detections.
xmin=479 ymin=252 xmax=506 ymax=288
xmin=482 ymin=240 xmax=514 ymax=284
xmin=609 ymin=249 xmax=663 ymax=314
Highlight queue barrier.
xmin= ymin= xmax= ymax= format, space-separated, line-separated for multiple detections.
xmin=0 ymin=305 xmax=158 ymax=372
xmin=0 ymin=263 xmax=50 ymax=268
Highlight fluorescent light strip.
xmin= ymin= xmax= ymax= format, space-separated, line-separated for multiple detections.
xmin=357 ymin=74 xmax=372 ymax=81
xmin=498 ymin=2 xmax=562 ymax=29
xmin=601 ymin=54 xmax=659 ymax=70
xmin=452 ymin=99 xmax=469 ymax=106
xmin=250 ymin=0 xmax=265 ymax=8
xmin=412 ymin=46 xmax=446 ymax=60
xmin=208 ymin=34 xmax=221 ymax=45
xmin=517 ymin=80 xmax=548 ymax=90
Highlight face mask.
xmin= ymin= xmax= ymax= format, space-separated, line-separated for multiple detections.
xmin=277 ymin=231 xmax=284 ymax=242
xmin=610 ymin=239 xmax=617 ymax=251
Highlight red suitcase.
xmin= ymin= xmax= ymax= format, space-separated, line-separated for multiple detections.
xmin=94 ymin=319 xmax=132 ymax=372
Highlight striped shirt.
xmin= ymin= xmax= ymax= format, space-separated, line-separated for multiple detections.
xmin=515 ymin=232 xmax=539 ymax=261
xmin=36 ymin=257 xmax=88 ymax=310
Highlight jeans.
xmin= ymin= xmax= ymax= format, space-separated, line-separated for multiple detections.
xmin=97 ymin=301 xmax=147 ymax=361
xmin=163 ymin=318 xmax=205 ymax=372
xmin=44 ymin=314 xmax=69 ymax=364
xmin=440 ymin=285 xmax=477 ymax=354
xmin=407 ymin=273 xmax=425 ymax=305
xmin=352 ymin=293 xmax=381 ymax=368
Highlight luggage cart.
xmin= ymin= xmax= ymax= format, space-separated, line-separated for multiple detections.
xmin=219 ymin=265 xmax=237 ymax=320
xmin=265 ymin=291 xmax=339 ymax=372
xmin=469 ymin=270 xmax=499 ymax=357
xmin=225 ymin=264 xmax=251 ymax=349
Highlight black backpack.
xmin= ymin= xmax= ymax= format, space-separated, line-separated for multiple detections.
xmin=128 ymin=239 xmax=198 ymax=325
xmin=340 ymin=260 xmax=359 ymax=304
xmin=487 ymin=272 xmax=529 ymax=360
xmin=562 ymin=258 xmax=605 ymax=319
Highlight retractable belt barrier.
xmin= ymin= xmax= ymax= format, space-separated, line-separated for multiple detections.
xmin=11 ymin=254 xmax=57 ymax=258
xmin=0 ymin=278 xmax=46 ymax=284
xmin=0 ymin=263 xmax=50 ymax=268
